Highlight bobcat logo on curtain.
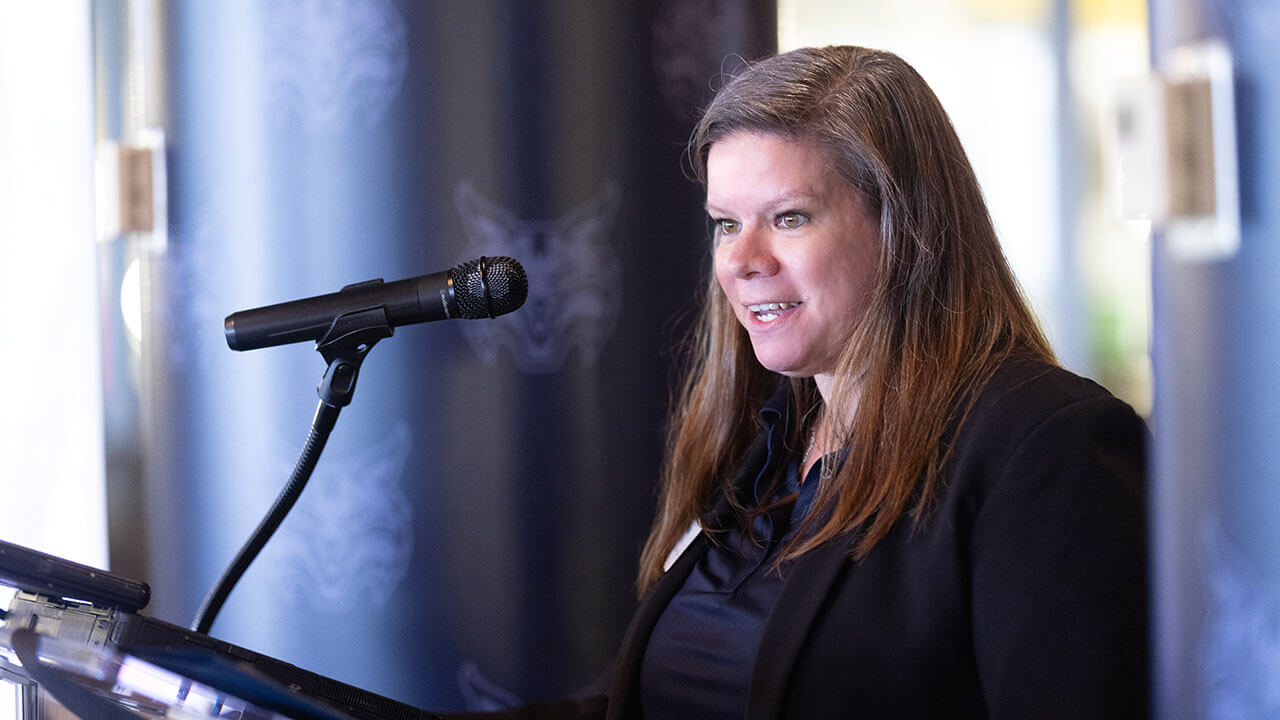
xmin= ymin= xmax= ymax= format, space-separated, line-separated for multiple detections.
xmin=262 ymin=0 xmax=407 ymax=136
xmin=261 ymin=423 xmax=415 ymax=614
xmin=454 ymin=181 xmax=623 ymax=374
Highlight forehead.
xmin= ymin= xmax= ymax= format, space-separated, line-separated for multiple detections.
xmin=705 ymin=132 xmax=843 ymax=209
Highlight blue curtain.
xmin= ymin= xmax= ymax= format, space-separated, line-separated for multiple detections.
xmin=1148 ymin=0 xmax=1280 ymax=717
xmin=127 ymin=0 xmax=775 ymax=712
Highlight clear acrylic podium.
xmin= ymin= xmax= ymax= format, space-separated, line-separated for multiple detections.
xmin=1 ymin=587 xmax=376 ymax=720
xmin=0 ymin=540 xmax=437 ymax=720
xmin=0 ymin=617 xmax=306 ymax=720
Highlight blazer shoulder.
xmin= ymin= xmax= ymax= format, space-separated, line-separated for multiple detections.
xmin=969 ymin=356 xmax=1137 ymax=429
xmin=949 ymin=356 xmax=1147 ymax=477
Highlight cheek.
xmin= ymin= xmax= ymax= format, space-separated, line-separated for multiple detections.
xmin=845 ymin=268 xmax=879 ymax=317
xmin=817 ymin=257 xmax=874 ymax=315
xmin=712 ymin=253 xmax=734 ymax=298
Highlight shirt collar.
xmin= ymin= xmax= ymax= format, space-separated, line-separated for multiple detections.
xmin=754 ymin=382 xmax=796 ymax=504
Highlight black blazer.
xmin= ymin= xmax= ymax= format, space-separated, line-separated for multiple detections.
xmin=446 ymin=358 xmax=1148 ymax=720
xmin=606 ymin=357 xmax=1148 ymax=719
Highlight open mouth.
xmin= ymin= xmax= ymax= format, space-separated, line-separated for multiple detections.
xmin=748 ymin=302 xmax=799 ymax=322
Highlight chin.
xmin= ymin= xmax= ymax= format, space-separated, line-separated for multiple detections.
xmin=753 ymin=356 xmax=808 ymax=378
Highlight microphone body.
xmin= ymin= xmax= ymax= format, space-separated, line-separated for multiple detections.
xmin=224 ymin=256 xmax=527 ymax=351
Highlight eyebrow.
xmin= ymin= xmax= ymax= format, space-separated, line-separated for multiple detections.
xmin=705 ymin=190 xmax=823 ymax=216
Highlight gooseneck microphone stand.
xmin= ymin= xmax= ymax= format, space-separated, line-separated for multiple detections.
xmin=191 ymin=305 xmax=394 ymax=636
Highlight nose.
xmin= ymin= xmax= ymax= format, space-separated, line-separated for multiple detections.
xmin=718 ymin=224 xmax=778 ymax=279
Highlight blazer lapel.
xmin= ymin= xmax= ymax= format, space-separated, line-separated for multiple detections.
xmin=745 ymin=537 xmax=850 ymax=719
xmin=605 ymin=532 xmax=710 ymax=720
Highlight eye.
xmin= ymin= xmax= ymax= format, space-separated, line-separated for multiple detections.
xmin=776 ymin=212 xmax=807 ymax=230
xmin=714 ymin=218 xmax=741 ymax=236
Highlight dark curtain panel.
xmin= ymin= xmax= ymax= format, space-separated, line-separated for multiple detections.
xmin=120 ymin=0 xmax=775 ymax=712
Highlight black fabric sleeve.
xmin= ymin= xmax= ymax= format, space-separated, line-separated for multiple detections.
xmin=968 ymin=394 xmax=1149 ymax=718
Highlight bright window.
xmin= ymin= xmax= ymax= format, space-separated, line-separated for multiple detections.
xmin=0 ymin=3 xmax=108 ymax=564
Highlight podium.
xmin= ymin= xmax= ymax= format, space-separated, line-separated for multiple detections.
xmin=0 ymin=540 xmax=442 ymax=720
xmin=0 ymin=616 xmax=316 ymax=720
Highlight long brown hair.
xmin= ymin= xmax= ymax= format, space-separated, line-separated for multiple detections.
xmin=637 ymin=46 xmax=1055 ymax=593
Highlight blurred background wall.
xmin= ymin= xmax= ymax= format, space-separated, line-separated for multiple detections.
xmin=4 ymin=0 xmax=1277 ymax=716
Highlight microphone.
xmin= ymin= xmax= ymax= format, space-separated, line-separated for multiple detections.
xmin=224 ymin=256 xmax=528 ymax=351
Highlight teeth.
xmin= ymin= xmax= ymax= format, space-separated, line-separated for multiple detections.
xmin=748 ymin=302 xmax=798 ymax=322
xmin=748 ymin=302 xmax=798 ymax=312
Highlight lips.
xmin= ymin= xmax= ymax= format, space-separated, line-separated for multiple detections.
xmin=748 ymin=301 xmax=799 ymax=322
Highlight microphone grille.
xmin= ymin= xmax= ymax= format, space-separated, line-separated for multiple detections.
xmin=450 ymin=256 xmax=529 ymax=319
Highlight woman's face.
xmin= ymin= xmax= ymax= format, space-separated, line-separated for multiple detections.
xmin=708 ymin=131 xmax=880 ymax=390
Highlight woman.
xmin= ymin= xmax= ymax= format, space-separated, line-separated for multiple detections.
xmin=455 ymin=45 xmax=1148 ymax=720
xmin=614 ymin=44 xmax=1147 ymax=718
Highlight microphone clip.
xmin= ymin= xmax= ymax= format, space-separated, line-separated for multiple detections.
xmin=314 ymin=304 xmax=394 ymax=408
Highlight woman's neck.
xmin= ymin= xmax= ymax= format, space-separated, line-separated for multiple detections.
xmin=800 ymin=412 xmax=828 ymax=484
xmin=803 ymin=373 xmax=857 ymax=483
